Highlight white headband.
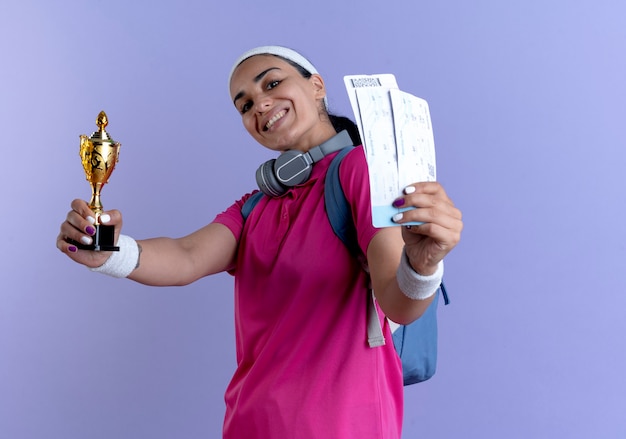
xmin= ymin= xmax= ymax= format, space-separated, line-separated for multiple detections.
xmin=229 ymin=46 xmax=319 ymax=84
xmin=228 ymin=45 xmax=327 ymax=107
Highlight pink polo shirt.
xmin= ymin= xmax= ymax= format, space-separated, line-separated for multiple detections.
xmin=213 ymin=146 xmax=403 ymax=439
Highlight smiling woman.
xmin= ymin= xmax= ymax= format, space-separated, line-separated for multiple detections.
xmin=229 ymin=51 xmax=336 ymax=152
xmin=56 ymin=45 xmax=463 ymax=439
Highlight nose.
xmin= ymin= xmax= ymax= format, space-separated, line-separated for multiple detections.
xmin=254 ymin=95 xmax=272 ymax=113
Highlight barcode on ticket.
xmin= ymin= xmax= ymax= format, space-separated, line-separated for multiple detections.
xmin=350 ymin=77 xmax=382 ymax=88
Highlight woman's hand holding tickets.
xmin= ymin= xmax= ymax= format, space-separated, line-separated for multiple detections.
xmin=392 ymin=182 xmax=463 ymax=275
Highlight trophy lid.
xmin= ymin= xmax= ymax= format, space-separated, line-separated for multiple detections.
xmin=88 ymin=111 xmax=115 ymax=143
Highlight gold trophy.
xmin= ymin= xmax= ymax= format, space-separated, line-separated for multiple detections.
xmin=77 ymin=111 xmax=121 ymax=251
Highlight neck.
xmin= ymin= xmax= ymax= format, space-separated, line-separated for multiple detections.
xmin=293 ymin=121 xmax=338 ymax=153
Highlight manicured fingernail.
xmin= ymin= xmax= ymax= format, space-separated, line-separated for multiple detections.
xmin=86 ymin=226 xmax=96 ymax=235
xmin=68 ymin=245 xmax=78 ymax=253
xmin=392 ymin=198 xmax=405 ymax=208
xmin=87 ymin=216 xmax=96 ymax=225
xmin=392 ymin=213 xmax=404 ymax=222
xmin=100 ymin=214 xmax=111 ymax=224
xmin=80 ymin=236 xmax=93 ymax=245
xmin=404 ymin=186 xmax=416 ymax=194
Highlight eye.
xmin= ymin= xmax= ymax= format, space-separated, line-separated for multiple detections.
xmin=240 ymin=101 xmax=252 ymax=114
xmin=266 ymin=80 xmax=281 ymax=90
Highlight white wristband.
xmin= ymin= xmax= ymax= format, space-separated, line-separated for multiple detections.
xmin=90 ymin=234 xmax=140 ymax=278
xmin=396 ymin=250 xmax=444 ymax=300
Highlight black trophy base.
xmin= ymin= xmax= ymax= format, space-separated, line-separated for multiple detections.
xmin=73 ymin=224 xmax=119 ymax=252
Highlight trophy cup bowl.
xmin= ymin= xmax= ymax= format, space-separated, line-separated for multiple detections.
xmin=76 ymin=111 xmax=121 ymax=251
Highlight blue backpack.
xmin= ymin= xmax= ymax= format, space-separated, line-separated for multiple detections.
xmin=241 ymin=146 xmax=449 ymax=385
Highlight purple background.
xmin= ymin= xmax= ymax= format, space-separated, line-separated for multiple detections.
xmin=2 ymin=0 xmax=625 ymax=437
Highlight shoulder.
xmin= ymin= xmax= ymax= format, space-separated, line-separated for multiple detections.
xmin=337 ymin=145 xmax=369 ymax=193
xmin=340 ymin=145 xmax=367 ymax=169
xmin=212 ymin=191 xmax=259 ymax=240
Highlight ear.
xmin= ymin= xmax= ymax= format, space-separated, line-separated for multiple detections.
xmin=309 ymin=74 xmax=327 ymax=100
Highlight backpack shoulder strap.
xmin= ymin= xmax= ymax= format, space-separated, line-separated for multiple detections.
xmin=324 ymin=146 xmax=360 ymax=255
xmin=323 ymin=147 xmax=387 ymax=347
xmin=241 ymin=191 xmax=265 ymax=221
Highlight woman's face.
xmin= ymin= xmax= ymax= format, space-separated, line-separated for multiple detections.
xmin=229 ymin=55 xmax=335 ymax=152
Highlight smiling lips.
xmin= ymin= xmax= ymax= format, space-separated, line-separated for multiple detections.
xmin=264 ymin=110 xmax=287 ymax=131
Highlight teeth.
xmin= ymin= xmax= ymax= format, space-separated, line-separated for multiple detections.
xmin=265 ymin=110 xmax=286 ymax=130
